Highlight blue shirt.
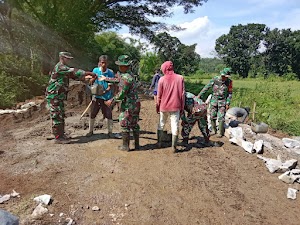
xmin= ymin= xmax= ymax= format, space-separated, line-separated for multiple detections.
xmin=92 ymin=67 xmax=115 ymax=100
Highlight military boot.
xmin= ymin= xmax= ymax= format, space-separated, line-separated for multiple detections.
xmin=172 ymin=135 xmax=178 ymax=153
xmin=133 ymin=130 xmax=140 ymax=150
xmin=157 ymin=130 xmax=163 ymax=148
xmin=216 ymin=120 xmax=225 ymax=138
xmin=210 ymin=119 xmax=217 ymax=135
xmin=118 ymin=132 xmax=130 ymax=151
xmin=178 ymin=137 xmax=188 ymax=146
xmin=54 ymin=124 xmax=70 ymax=144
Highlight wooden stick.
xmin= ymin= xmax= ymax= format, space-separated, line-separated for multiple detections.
xmin=80 ymin=100 xmax=93 ymax=119
xmin=252 ymin=102 xmax=256 ymax=122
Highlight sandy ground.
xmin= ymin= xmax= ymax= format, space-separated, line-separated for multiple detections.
xmin=0 ymin=84 xmax=300 ymax=225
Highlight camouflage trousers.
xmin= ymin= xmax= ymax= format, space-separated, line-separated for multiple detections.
xmin=181 ymin=113 xmax=209 ymax=141
xmin=47 ymin=97 xmax=65 ymax=137
xmin=119 ymin=101 xmax=141 ymax=132
xmin=210 ymin=96 xmax=226 ymax=122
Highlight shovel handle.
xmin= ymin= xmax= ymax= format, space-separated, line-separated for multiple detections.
xmin=80 ymin=100 xmax=93 ymax=119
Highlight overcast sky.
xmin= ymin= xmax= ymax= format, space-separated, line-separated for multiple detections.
xmin=120 ymin=0 xmax=300 ymax=58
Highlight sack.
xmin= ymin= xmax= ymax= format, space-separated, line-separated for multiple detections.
xmin=90 ymin=84 xmax=104 ymax=96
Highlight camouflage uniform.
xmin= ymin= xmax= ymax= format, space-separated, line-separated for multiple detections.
xmin=181 ymin=92 xmax=210 ymax=143
xmin=105 ymin=55 xmax=140 ymax=151
xmin=199 ymin=68 xmax=233 ymax=137
xmin=109 ymin=71 xmax=140 ymax=132
xmin=45 ymin=52 xmax=87 ymax=139
xmin=199 ymin=74 xmax=232 ymax=122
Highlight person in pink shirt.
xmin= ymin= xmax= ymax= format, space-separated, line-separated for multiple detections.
xmin=156 ymin=61 xmax=185 ymax=152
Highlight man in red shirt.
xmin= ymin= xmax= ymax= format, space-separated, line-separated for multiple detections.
xmin=156 ymin=61 xmax=185 ymax=152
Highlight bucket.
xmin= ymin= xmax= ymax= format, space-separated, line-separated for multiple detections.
xmin=251 ymin=122 xmax=268 ymax=133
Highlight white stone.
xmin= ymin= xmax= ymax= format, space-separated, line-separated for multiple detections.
xmin=20 ymin=101 xmax=36 ymax=109
xmin=253 ymin=140 xmax=264 ymax=154
xmin=66 ymin=218 xmax=74 ymax=225
xmin=0 ymin=194 xmax=10 ymax=204
xmin=242 ymin=140 xmax=254 ymax=154
xmin=33 ymin=194 xmax=51 ymax=205
xmin=257 ymin=156 xmax=298 ymax=173
xmin=230 ymin=127 xmax=244 ymax=139
xmin=282 ymin=138 xmax=300 ymax=149
xmin=279 ymin=159 xmax=298 ymax=172
xmin=10 ymin=190 xmax=20 ymax=198
xmin=287 ymin=188 xmax=298 ymax=200
xmin=92 ymin=206 xmax=100 ymax=211
xmin=31 ymin=203 xmax=48 ymax=219
xmin=278 ymin=171 xmax=300 ymax=184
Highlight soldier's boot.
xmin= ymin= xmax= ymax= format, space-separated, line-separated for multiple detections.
xmin=54 ymin=124 xmax=70 ymax=144
xmin=216 ymin=120 xmax=225 ymax=138
xmin=107 ymin=120 xmax=121 ymax=139
xmin=133 ymin=130 xmax=140 ymax=150
xmin=118 ymin=132 xmax=130 ymax=151
xmin=172 ymin=135 xmax=179 ymax=153
xmin=210 ymin=119 xmax=217 ymax=135
xmin=86 ymin=118 xmax=95 ymax=137
xmin=178 ymin=137 xmax=189 ymax=146
xmin=157 ymin=130 xmax=163 ymax=148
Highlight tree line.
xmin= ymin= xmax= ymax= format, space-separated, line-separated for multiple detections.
xmin=1 ymin=0 xmax=299 ymax=108
xmin=215 ymin=23 xmax=300 ymax=79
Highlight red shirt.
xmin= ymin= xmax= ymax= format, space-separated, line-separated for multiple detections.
xmin=157 ymin=73 xmax=185 ymax=112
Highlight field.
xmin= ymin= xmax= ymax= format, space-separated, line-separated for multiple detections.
xmin=185 ymin=77 xmax=300 ymax=136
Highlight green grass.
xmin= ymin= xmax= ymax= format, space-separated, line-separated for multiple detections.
xmin=185 ymin=77 xmax=300 ymax=136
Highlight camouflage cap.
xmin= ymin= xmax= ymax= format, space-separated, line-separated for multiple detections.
xmin=59 ymin=52 xmax=73 ymax=59
xmin=220 ymin=67 xmax=231 ymax=77
xmin=115 ymin=55 xmax=132 ymax=66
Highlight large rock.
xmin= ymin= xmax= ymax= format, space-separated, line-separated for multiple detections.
xmin=278 ymin=169 xmax=300 ymax=184
xmin=282 ymin=138 xmax=300 ymax=149
xmin=257 ymin=156 xmax=298 ymax=173
xmin=0 ymin=209 xmax=19 ymax=225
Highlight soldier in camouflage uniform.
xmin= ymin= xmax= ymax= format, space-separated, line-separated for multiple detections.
xmin=46 ymin=52 xmax=97 ymax=144
xmin=198 ymin=68 xmax=233 ymax=138
xmin=180 ymin=92 xmax=210 ymax=146
xmin=103 ymin=55 xmax=141 ymax=151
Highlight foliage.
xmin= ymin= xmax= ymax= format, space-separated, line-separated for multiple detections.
xmin=94 ymin=32 xmax=141 ymax=73
xmin=198 ymin=58 xmax=225 ymax=74
xmin=263 ymin=28 xmax=292 ymax=76
xmin=139 ymin=52 xmax=162 ymax=81
xmin=152 ymin=32 xmax=200 ymax=75
xmin=0 ymin=55 xmax=48 ymax=108
xmin=215 ymin=23 xmax=267 ymax=78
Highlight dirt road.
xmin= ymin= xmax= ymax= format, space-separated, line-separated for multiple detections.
xmin=0 ymin=85 xmax=299 ymax=225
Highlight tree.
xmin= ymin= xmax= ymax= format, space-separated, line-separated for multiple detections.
xmin=94 ymin=31 xmax=141 ymax=73
xmin=288 ymin=30 xmax=300 ymax=79
xmin=152 ymin=32 xmax=200 ymax=75
xmin=139 ymin=52 xmax=162 ymax=81
xmin=215 ymin=23 xmax=267 ymax=78
xmin=263 ymin=28 xmax=292 ymax=76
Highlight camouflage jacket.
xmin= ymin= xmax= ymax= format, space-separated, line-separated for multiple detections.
xmin=199 ymin=76 xmax=233 ymax=105
xmin=46 ymin=62 xmax=85 ymax=100
xmin=183 ymin=92 xmax=207 ymax=118
xmin=106 ymin=71 xmax=139 ymax=105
